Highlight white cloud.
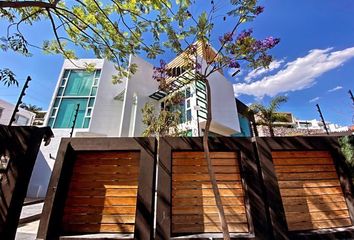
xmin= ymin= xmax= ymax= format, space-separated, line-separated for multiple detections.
xmin=328 ymin=86 xmax=343 ymax=92
xmin=244 ymin=59 xmax=284 ymax=83
xmin=309 ymin=97 xmax=320 ymax=103
xmin=233 ymin=47 xmax=354 ymax=98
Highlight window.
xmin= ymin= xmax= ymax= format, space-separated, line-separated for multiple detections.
xmin=15 ymin=114 xmax=29 ymax=125
xmin=49 ymin=69 xmax=101 ymax=128
xmin=0 ymin=108 xmax=3 ymax=119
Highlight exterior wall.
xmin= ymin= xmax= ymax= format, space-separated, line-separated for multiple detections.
xmin=119 ymin=56 xmax=158 ymax=137
xmin=207 ymin=69 xmax=240 ymax=135
xmin=88 ymin=60 xmax=125 ymax=136
xmin=0 ymin=99 xmax=35 ymax=126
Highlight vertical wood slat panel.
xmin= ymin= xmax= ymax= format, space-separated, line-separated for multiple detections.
xmin=273 ymin=151 xmax=351 ymax=231
xmin=172 ymin=151 xmax=249 ymax=234
xmin=61 ymin=151 xmax=140 ymax=234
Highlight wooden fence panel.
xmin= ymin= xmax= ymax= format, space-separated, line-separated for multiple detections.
xmin=61 ymin=151 xmax=140 ymax=234
xmin=273 ymin=150 xmax=351 ymax=231
xmin=256 ymin=137 xmax=354 ymax=240
xmin=172 ymin=151 xmax=248 ymax=234
xmin=37 ymin=138 xmax=156 ymax=240
xmin=156 ymin=137 xmax=270 ymax=240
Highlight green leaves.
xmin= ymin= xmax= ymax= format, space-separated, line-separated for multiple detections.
xmin=0 ymin=69 xmax=18 ymax=87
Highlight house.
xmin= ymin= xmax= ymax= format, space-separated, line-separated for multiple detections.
xmin=27 ymin=44 xmax=243 ymax=197
xmin=0 ymin=98 xmax=35 ymax=126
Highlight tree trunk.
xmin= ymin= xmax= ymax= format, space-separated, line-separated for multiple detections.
xmin=268 ymin=124 xmax=275 ymax=137
xmin=203 ymin=78 xmax=230 ymax=240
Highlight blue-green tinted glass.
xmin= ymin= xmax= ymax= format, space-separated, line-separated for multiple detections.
xmin=57 ymin=87 xmax=64 ymax=96
xmin=186 ymin=109 xmax=192 ymax=121
xmin=53 ymin=98 xmax=60 ymax=107
xmin=90 ymin=87 xmax=97 ymax=96
xmin=64 ymin=70 xmax=94 ymax=96
xmin=53 ymin=98 xmax=88 ymax=128
xmin=48 ymin=118 xmax=54 ymax=127
xmin=88 ymin=98 xmax=95 ymax=107
xmin=95 ymin=69 xmax=101 ymax=78
xmin=83 ymin=118 xmax=91 ymax=128
xmin=63 ymin=70 xmax=70 ymax=78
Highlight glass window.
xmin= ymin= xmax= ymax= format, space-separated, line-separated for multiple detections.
xmin=53 ymin=98 xmax=60 ymax=107
xmin=51 ymin=108 xmax=57 ymax=117
xmin=186 ymin=87 xmax=191 ymax=98
xmin=61 ymin=79 xmax=66 ymax=86
xmin=88 ymin=98 xmax=95 ymax=107
xmin=186 ymin=99 xmax=190 ymax=109
xmin=95 ymin=69 xmax=101 ymax=78
xmin=186 ymin=109 xmax=192 ymax=121
xmin=87 ymin=108 xmax=92 ymax=117
xmin=57 ymin=87 xmax=64 ymax=96
xmin=48 ymin=118 xmax=54 ymax=127
xmin=15 ymin=114 xmax=29 ymax=125
xmin=83 ymin=118 xmax=91 ymax=128
xmin=64 ymin=70 xmax=94 ymax=96
xmin=53 ymin=98 xmax=88 ymax=128
xmin=63 ymin=70 xmax=70 ymax=78
xmin=90 ymin=87 xmax=97 ymax=96
xmin=93 ymin=78 xmax=99 ymax=86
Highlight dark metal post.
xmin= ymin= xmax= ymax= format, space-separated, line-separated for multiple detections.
xmin=8 ymin=76 xmax=31 ymax=126
xmin=69 ymin=104 xmax=80 ymax=138
xmin=316 ymin=104 xmax=329 ymax=135
xmin=349 ymin=90 xmax=354 ymax=105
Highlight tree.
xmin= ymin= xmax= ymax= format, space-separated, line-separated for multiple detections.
xmin=141 ymin=91 xmax=184 ymax=137
xmin=2 ymin=0 xmax=279 ymax=238
xmin=0 ymin=0 xmax=190 ymax=85
xmin=250 ymin=95 xmax=288 ymax=137
xmin=143 ymin=2 xmax=279 ymax=239
xmin=20 ymin=103 xmax=42 ymax=114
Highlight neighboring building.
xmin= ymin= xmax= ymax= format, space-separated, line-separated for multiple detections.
xmin=254 ymin=113 xmax=350 ymax=137
xmin=0 ymin=99 xmax=35 ymax=126
xmin=28 ymin=46 xmax=242 ymax=197
xmin=33 ymin=111 xmax=47 ymax=126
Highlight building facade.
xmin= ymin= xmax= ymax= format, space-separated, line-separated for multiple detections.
xmin=28 ymin=45 xmax=243 ymax=197
xmin=0 ymin=99 xmax=35 ymax=126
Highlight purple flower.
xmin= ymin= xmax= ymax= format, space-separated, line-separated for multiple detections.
xmin=237 ymin=29 xmax=253 ymax=41
xmin=255 ymin=6 xmax=264 ymax=15
xmin=229 ymin=59 xmax=240 ymax=68
xmin=219 ymin=32 xmax=233 ymax=44
xmin=261 ymin=37 xmax=280 ymax=49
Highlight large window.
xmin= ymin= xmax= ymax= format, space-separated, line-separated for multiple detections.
xmin=48 ymin=69 xmax=101 ymax=128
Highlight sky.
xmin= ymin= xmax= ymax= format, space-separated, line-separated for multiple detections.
xmin=0 ymin=0 xmax=353 ymax=126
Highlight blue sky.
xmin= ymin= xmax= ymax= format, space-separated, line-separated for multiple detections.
xmin=0 ymin=0 xmax=353 ymax=126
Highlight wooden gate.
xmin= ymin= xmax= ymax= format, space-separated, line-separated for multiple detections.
xmin=172 ymin=151 xmax=248 ymax=234
xmin=156 ymin=137 xmax=270 ymax=239
xmin=62 ymin=151 xmax=140 ymax=234
xmin=38 ymin=138 xmax=156 ymax=240
xmin=256 ymin=137 xmax=354 ymax=239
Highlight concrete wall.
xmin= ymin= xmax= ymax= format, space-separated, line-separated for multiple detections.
xmin=0 ymin=99 xmax=35 ymax=126
xmin=89 ymin=60 xmax=124 ymax=136
xmin=120 ymin=56 xmax=158 ymax=137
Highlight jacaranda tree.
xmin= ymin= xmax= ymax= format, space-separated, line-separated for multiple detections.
xmin=143 ymin=1 xmax=280 ymax=239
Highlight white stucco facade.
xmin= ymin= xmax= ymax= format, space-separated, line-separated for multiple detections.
xmin=0 ymin=99 xmax=35 ymax=126
xmin=28 ymin=53 xmax=241 ymax=198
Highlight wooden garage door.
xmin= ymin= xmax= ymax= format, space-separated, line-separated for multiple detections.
xmin=273 ymin=151 xmax=352 ymax=231
xmin=172 ymin=151 xmax=249 ymax=234
xmin=62 ymin=151 xmax=140 ymax=233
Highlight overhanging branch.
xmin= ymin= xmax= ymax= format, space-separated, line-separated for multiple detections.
xmin=0 ymin=1 xmax=56 ymax=9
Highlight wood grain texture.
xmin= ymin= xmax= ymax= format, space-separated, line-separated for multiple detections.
xmin=273 ymin=150 xmax=351 ymax=231
xmin=62 ymin=151 xmax=140 ymax=234
xmin=171 ymin=151 xmax=249 ymax=234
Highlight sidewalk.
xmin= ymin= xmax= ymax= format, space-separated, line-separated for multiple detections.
xmin=15 ymin=202 xmax=43 ymax=240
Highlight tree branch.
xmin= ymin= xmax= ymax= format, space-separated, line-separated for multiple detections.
xmin=0 ymin=1 xmax=57 ymax=9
